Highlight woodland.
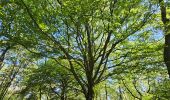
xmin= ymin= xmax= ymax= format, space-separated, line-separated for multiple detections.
xmin=0 ymin=0 xmax=170 ymax=100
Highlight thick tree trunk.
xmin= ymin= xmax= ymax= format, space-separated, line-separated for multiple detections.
xmin=85 ymin=86 xmax=94 ymax=100
xmin=85 ymin=70 xmax=95 ymax=100
xmin=159 ymin=0 xmax=170 ymax=78
xmin=164 ymin=34 xmax=170 ymax=78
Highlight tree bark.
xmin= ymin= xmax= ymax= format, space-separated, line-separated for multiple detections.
xmin=105 ymin=84 xmax=108 ymax=100
xmin=61 ymin=81 xmax=67 ymax=100
xmin=164 ymin=34 xmax=170 ymax=78
xmin=159 ymin=0 xmax=170 ymax=78
xmin=85 ymin=86 xmax=94 ymax=100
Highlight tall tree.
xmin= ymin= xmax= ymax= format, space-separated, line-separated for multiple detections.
xmin=159 ymin=0 xmax=170 ymax=78
xmin=0 ymin=0 xmax=158 ymax=99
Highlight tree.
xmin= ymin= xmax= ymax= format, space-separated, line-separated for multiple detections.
xmin=159 ymin=0 xmax=170 ymax=78
xmin=0 ymin=47 xmax=31 ymax=99
xmin=1 ymin=0 xmax=168 ymax=99
xmin=19 ymin=59 xmax=81 ymax=100
xmin=0 ymin=0 xmax=157 ymax=99
xmin=153 ymin=79 xmax=170 ymax=99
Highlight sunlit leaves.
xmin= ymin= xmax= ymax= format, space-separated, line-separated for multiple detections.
xmin=0 ymin=0 xmax=168 ymax=99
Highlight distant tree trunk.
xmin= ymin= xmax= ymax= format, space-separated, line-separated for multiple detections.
xmin=118 ymin=86 xmax=123 ymax=100
xmin=61 ymin=81 xmax=67 ymax=100
xmin=159 ymin=0 xmax=170 ymax=78
xmin=39 ymin=86 xmax=42 ymax=100
xmin=105 ymin=84 xmax=108 ymax=100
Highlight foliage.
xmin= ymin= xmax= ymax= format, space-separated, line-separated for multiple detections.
xmin=0 ymin=0 xmax=169 ymax=100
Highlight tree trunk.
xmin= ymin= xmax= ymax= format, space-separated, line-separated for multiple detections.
xmin=39 ymin=87 xmax=42 ymax=100
xmin=105 ymin=84 xmax=108 ymax=100
xmin=85 ymin=84 xmax=94 ymax=100
xmin=61 ymin=86 xmax=66 ymax=100
xmin=159 ymin=0 xmax=170 ymax=78
xmin=164 ymin=34 xmax=170 ymax=78
xmin=85 ymin=71 xmax=94 ymax=100
xmin=118 ymin=86 xmax=123 ymax=100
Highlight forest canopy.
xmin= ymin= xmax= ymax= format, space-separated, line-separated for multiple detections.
xmin=0 ymin=0 xmax=170 ymax=100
